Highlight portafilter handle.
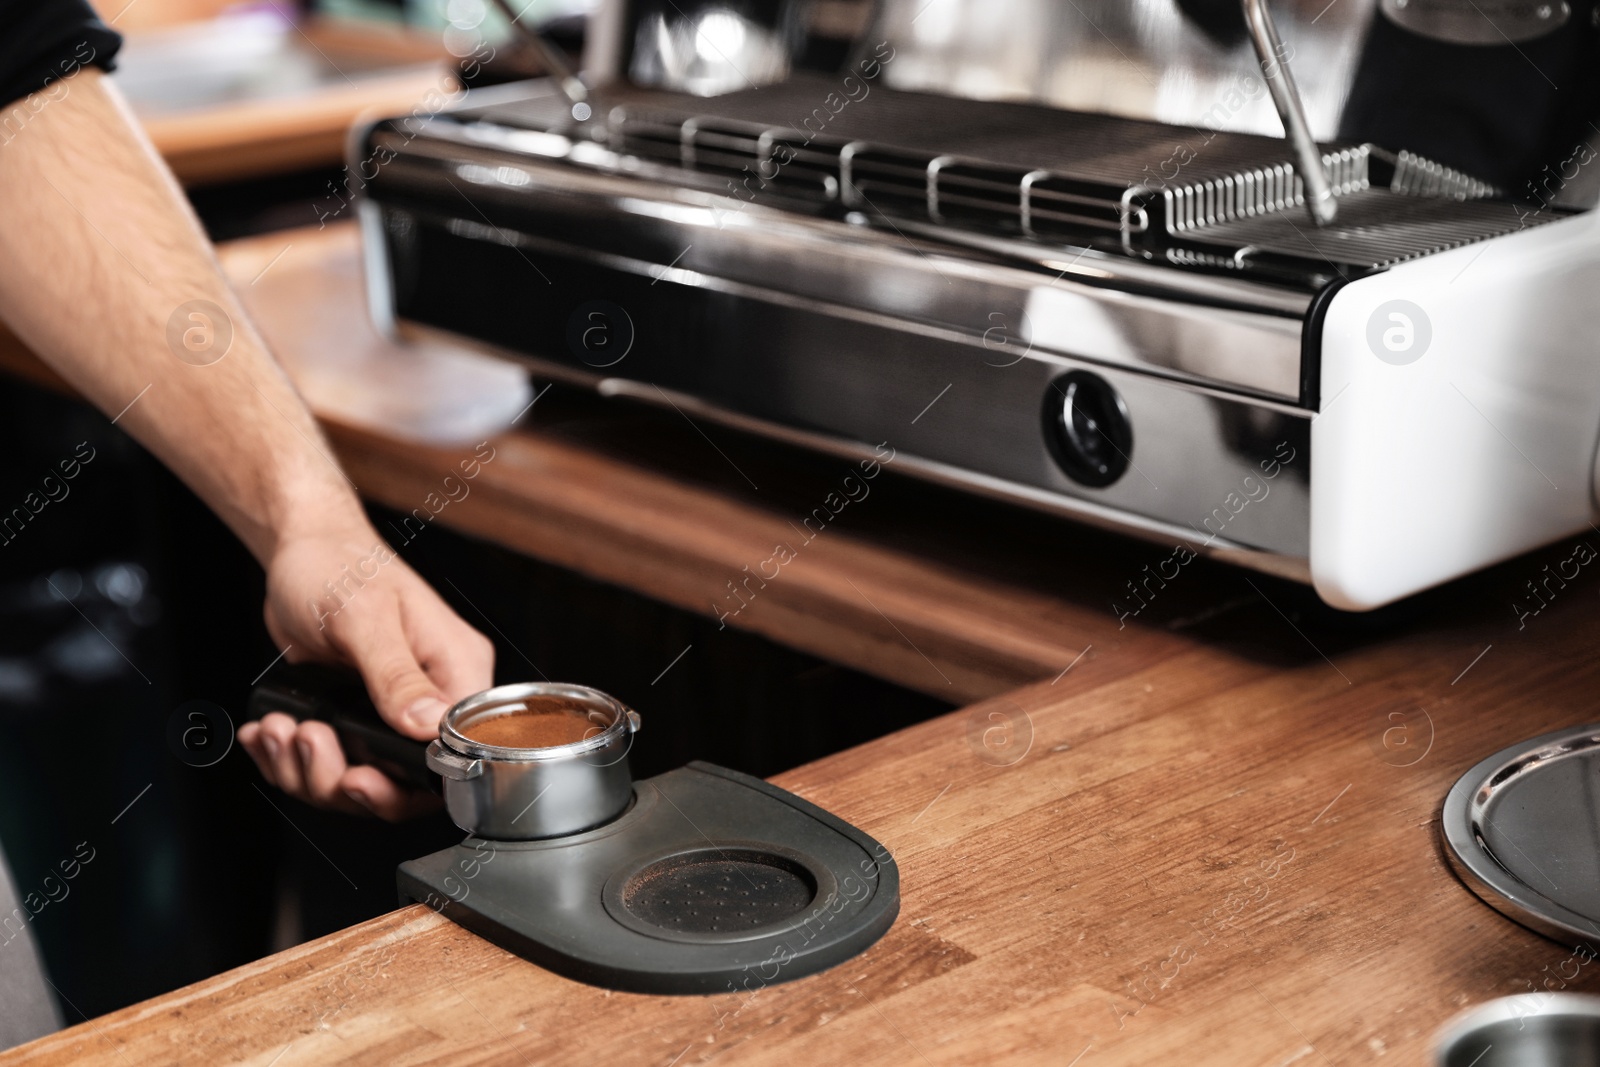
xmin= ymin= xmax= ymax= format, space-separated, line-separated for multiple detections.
xmin=1239 ymin=0 xmax=1337 ymax=226
xmin=246 ymin=663 xmax=438 ymax=793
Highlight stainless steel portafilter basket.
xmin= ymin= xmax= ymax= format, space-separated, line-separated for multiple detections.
xmin=425 ymin=683 xmax=641 ymax=840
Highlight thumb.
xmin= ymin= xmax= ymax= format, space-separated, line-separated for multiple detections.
xmin=336 ymin=597 xmax=451 ymax=740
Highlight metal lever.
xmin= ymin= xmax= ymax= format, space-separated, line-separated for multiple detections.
xmin=1239 ymin=0 xmax=1336 ymax=226
xmin=487 ymin=0 xmax=591 ymax=117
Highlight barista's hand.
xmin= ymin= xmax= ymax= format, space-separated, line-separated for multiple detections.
xmin=238 ymin=524 xmax=495 ymax=820
xmin=0 ymin=66 xmax=493 ymax=820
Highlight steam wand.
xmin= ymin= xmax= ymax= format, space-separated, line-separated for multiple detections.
xmin=487 ymin=0 xmax=591 ymax=119
xmin=1240 ymin=0 xmax=1337 ymax=226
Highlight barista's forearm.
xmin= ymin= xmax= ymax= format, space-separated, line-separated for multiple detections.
xmin=0 ymin=67 xmax=362 ymax=563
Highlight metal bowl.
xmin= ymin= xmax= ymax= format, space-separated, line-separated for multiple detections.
xmin=425 ymin=683 xmax=640 ymax=840
xmin=1435 ymin=993 xmax=1600 ymax=1066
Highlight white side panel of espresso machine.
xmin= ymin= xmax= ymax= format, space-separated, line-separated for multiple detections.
xmin=1312 ymin=212 xmax=1600 ymax=610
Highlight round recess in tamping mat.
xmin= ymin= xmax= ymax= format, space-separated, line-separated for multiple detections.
xmin=619 ymin=848 xmax=818 ymax=935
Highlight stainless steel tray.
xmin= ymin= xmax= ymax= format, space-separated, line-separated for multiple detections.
xmin=1442 ymin=724 xmax=1600 ymax=947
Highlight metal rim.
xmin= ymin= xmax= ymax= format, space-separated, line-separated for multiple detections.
xmin=1441 ymin=723 xmax=1600 ymax=949
xmin=440 ymin=682 xmax=637 ymax=763
xmin=1435 ymin=993 xmax=1600 ymax=1062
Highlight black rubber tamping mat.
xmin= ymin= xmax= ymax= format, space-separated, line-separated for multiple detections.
xmin=397 ymin=762 xmax=899 ymax=994
xmin=1443 ymin=724 xmax=1600 ymax=948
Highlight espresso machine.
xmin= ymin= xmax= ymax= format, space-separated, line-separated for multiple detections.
xmin=352 ymin=0 xmax=1600 ymax=612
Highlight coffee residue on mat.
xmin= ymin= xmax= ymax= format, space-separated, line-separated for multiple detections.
xmin=461 ymin=710 xmax=599 ymax=749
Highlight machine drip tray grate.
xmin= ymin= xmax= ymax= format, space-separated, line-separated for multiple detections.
xmin=621 ymin=849 xmax=817 ymax=935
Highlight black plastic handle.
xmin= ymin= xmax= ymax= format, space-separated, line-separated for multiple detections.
xmin=246 ymin=663 xmax=438 ymax=793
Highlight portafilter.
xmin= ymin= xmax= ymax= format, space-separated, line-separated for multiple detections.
xmin=246 ymin=666 xmax=641 ymax=840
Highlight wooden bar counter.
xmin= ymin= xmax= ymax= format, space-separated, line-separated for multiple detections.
xmin=3 ymin=225 xmax=1597 ymax=1065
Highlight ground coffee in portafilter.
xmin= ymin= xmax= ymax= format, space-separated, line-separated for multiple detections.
xmin=459 ymin=706 xmax=600 ymax=748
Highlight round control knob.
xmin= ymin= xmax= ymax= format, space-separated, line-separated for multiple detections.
xmin=1042 ymin=370 xmax=1133 ymax=488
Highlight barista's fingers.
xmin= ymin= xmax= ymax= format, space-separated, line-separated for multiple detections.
xmin=293 ymin=721 xmax=365 ymax=814
xmin=331 ymin=588 xmax=450 ymax=741
xmin=340 ymin=765 xmax=442 ymax=822
xmin=400 ymin=579 xmax=495 ymax=703
xmin=255 ymin=712 xmax=306 ymax=795
xmin=237 ymin=720 xmax=276 ymax=788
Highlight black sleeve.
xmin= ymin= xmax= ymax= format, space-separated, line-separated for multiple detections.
xmin=0 ymin=0 xmax=122 ymax=112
